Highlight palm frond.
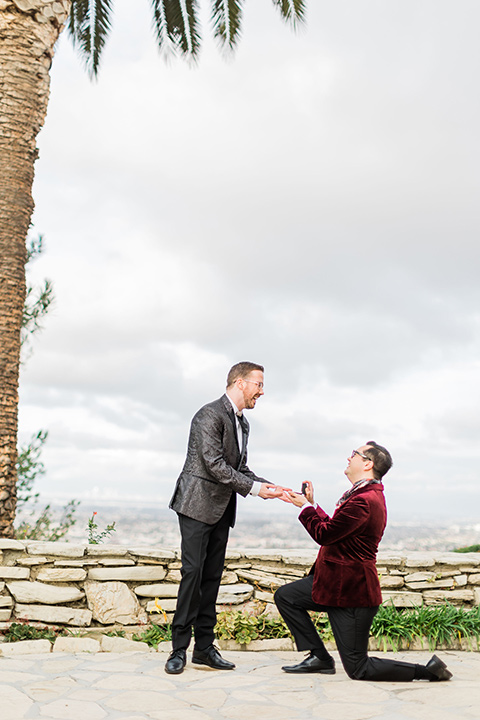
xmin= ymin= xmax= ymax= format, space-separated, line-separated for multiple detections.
xmin=211 ymin=0 xmax=244 ymax=51
xmin=150 ymin=0 xmax=201 ymax=59
xmin=271 ymin=0 xmax=306 ymax=29
xmin=67 ymin=0 xmax=114 ymax=77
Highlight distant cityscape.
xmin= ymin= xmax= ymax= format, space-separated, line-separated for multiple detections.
xmin=30 ymin=502 xmax=480 ymax=553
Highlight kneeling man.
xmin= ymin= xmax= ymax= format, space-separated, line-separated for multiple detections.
xmin=275 ymin=441 xmax=452 ymax=682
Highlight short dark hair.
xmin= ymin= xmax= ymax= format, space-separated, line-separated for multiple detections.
xmin=363 ymin=441 xmax=392 ymax=480
xmin=227 ymin=361 xmax=264 ymax=387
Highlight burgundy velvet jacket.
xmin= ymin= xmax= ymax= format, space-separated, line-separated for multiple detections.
xmin=299 ymin=483 xmax=386 ymax=607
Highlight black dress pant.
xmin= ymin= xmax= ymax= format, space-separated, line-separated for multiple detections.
xmin=275 ymin=576 xmax=419 ymax=681
xmin=171 ymin=497 xmax=234 ymax=651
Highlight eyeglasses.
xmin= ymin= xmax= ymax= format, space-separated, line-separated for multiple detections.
xmin=242 ymin=379 xmax=264 ymax=389
xmin=351 ymin=449 xmax=370 ymax=460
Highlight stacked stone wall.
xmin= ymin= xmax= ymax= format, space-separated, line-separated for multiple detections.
xmin=1 ymin=540 xmax=479 ymax=634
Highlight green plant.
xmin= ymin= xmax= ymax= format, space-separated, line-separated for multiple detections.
xmin=2 ymin=622 xmax=67 ymax=643
xmin=105 ymin=629 xmax=126 ymax=638
xmin=133 ymin=624 xmax=172 ymax=648
xmin=87 ymin=511 xmax=116 ymax=544
xmin=372 ymin=603 xmax=480 ymax=651
xmin=215 ymin=610 xmax=261 ymax=645
xmin=14 ymin=237 xmax=80 ymax=541
xmin=15 ymin=430 xmax=80 ymax=541
xmin=454 ymin=544 xmax=480 ymax=553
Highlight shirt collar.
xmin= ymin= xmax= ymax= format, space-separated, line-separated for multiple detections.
xmin=225 ymin=392 xmax=241 ymax=416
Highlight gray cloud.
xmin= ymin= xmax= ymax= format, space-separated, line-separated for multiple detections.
xmin=20 ymin=0 xmax=480 ymax=521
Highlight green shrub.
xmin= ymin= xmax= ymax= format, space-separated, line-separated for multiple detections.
xmin=1 ymin=622 xmax=67 ymax=644
xmin=132 ymin=624 xmax=172 ymax=648
xmin=453 ymin=544 xmax=480 ymax=553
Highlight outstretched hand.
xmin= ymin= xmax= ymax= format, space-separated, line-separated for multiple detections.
xmin=279 ymin=481 xmax=314 ymax=507
xmin=258 ymin=483 xmax=289 ymax=500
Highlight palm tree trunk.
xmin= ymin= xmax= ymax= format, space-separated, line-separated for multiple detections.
xmin=0 ymin=0 xmax=70 ymax=536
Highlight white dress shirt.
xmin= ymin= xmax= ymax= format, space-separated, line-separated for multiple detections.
xmin=225 ymin=392 xmax=260 ymax=497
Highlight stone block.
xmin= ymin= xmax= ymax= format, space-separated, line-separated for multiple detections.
xmin=53 ymin=560 xmax=95 ymax=566
xmin=86 ymin=545 xmax=129 ymax=556
xmin=134 ymin=583 xmax=180 ymax=598
xmin=435 ymin=553 xmax=480 ymax=567
xmin=6 ymin=581 xmax=84 ymax=605
xmin=226 ymin=562 xmax=252 ymax=570
xmin=235 ymin=569 xmax=287 ymax=589
xmin=422 ymin=589 xmax=475 ymax=605
xmin=100 ymin=635 xmax=154 ymax=652
xmin=165 ymin=570 xmax=182 ymax=583
xmin=0 ymin=567 xmax=30 ymax=579
xmin=474 ymin=588 xmax=480 ymax=606
xmin=128 ymin=548 xmax=176 ymax=560
xmin=0 ymin=639 xmax=51 ymax=655
xmin=252 ymin=564 xmax=305 ymax=578
xmin=469 ymin=573 xmax=480 ymax=585
xmin=220 ymin=571 xmax=238 ymax=584
xmin=407 ymin=576 xmax=465 ymax=590
xmin=404 ymin=553 xmax=435 ymax=568
xmin=225 ymin=550 xmax=242 ymax=561
xmin=254 ymin=590 xmax=275 ymax=603
xmin=404 ymin=572 xmax=436 ymax=583
xmin=88 ymin=566 xmax=166 ymax=582
xmin=16 ymin=557 xmax=49 ymax=566
xmin=280 ymin=551 xmax=318 ymax=567
xmin=146 ymin=598 xmax=177 ymax=613
xmin=168 ymin=561 xmax=182 ymax=570
xmin=0 ymin=582 xmax=3 ymax=591
xmin=379 ymin=576 xmax=404 ymax=589
xmin=98 ymin=558 xmax=135 ymax=566
xmin=53 ymin=636 xmax=100 ymax=653
xmin=241 ymin=551 xmax=283 ymax=562
xmin=14 ymin=604 xmax=92 ymax=627
xmin=85 ymin=581 xmax=148 ymax=625
xmin=260 ymin=603 xmax=281 ymax=619
xmin=0 ymin=609 xmax=12 ymax=621
xmin=26 ymin=542 xmax=85 ymax=557
xmin=381 ymin=591 xmax=423 ymax=607
xmin=36 ymin=568 xmax=87 ymax=582
xmin=376 ymin=553 xmax=405 ymax=566
xmin=0 ymin=595 xmax=13 ymax=607
xmin=0 ymin=539 xmax=25 ymax=550
xmin=217 ymin=586 xmax=254 ymax=605
xmin=247 ymin=637 xmax=294 ymax=651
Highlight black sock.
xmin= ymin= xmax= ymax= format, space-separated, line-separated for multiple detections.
xmin=414 ymin=664 xmax=435 ymax=680
xmin=311 ymin=647 xmax=332 ymax=662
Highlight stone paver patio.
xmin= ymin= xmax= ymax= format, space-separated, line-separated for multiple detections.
xmin=0 ymin=649 xmax=479 ymax=719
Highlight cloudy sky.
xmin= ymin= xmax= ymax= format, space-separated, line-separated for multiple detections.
xmin=20 ymin=0 xmax=480 ymax=523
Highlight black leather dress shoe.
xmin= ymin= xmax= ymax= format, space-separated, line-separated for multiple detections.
xmin=192 ymin=645 xmax=235 ymax=670
xmin=165 ymin=649 xmax=187 ymax=674
xmin=282 ymin=652 xmax=336 ymax=674
xmin=426 ymin=655 xmax=453 ymax=681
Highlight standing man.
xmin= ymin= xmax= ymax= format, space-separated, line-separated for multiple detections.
xmin=166 ymin=361 xmax=282 ymax=675
xmin=274 ymin=442 xmax=452 ymax=682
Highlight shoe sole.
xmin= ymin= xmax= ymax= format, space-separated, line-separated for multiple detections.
xmin=192 ymin=658 xmax=235 ymax=670
xmin=282 ymin=667 xmax=336 ymax=674
xmin=429 ymin=655 xmax=453 ymax=681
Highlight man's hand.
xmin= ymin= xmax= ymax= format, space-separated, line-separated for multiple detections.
xmin=258 ymin=483 xmax=287 ymax=500
xmin=302 ymin=480 xmax=314 ymax=505
xmin=285 ymin=491 xmax=308 ymax=508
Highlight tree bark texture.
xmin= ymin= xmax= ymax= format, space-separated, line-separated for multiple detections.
xmin=0 ymin=0 xmax=70 ymax=536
